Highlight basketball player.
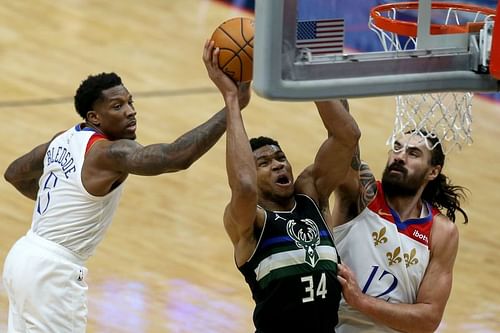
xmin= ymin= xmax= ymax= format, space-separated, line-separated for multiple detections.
xmin=333 ymin=132 xmax=468 ymax=332
xmin=2 ymin=71 xmax=250 ymax=332
xmin=203 ymin=40 xmax=361 ymax=332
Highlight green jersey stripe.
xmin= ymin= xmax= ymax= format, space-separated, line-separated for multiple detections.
xmin=258 ymin=260 xmax=338 ymax=289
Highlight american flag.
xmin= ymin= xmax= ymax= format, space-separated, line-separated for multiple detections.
xmin=296 ymin=18 xmax=345 ymax=55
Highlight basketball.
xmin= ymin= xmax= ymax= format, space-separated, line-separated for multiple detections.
xmin=210 ymin=17 xmax=254 ymax=83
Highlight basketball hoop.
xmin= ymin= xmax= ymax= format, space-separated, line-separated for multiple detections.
xmin=369 ymin=2 xmax=496 ymax=154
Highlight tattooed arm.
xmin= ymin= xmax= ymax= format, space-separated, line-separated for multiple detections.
xmin=4 ymin=130 xmax=65 ymax=200
xmin=82 ymin=107 xmax=228 ymax=196
xmin=4 ymin=141 xmax=51 ymax=200
xmin=132 ymin=107 xmax=229 ymax=173
xmin=331 ymin=145 xmax=377 ymax=226
xmin=82 ymin=79 xmax=252 ymax=196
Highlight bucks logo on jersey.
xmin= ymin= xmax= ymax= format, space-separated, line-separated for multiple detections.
xmin=286 ymin=218 xmax=320 ymax=267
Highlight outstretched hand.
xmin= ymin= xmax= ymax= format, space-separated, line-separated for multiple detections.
xmin=203 ymin=40 xmax=238 ymax=101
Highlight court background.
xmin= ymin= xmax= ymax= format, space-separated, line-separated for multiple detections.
xmin=0 ymin=1 xmax=499 ymax=332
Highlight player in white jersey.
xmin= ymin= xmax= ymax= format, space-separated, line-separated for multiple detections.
xmin=2 ymin=71 xmax=250 ymax=333
xmin=332 ymin=131 xmax=469 ymax=332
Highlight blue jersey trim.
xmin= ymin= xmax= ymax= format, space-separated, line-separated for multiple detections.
xmin=389 ymin=202 xmax=433 ymax=231
xmin=74 ymin=123 xmax=97 ymax=132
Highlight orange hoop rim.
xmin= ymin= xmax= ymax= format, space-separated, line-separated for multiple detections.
xmin=370 ymin=1 xmax=496 ymax=37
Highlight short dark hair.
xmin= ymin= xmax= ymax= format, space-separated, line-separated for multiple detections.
xmin=249 ymin=136 xmax=281 ymax=152
xmin=74 ymin=72 xmax=123 ymax=119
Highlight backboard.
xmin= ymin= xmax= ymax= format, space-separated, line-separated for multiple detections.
xmin=252 ymin=0 xmax=499 ymax=101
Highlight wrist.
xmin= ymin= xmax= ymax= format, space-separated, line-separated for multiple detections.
xmin=353 ymin=293 xmax=376 ymax=314
xmin=224 ymin=93 xmax=239 ymax=106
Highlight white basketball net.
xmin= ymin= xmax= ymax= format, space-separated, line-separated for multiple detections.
xmin=390 ymin=92 xmax=473 ymax=152
xmin=369 ymin=6 xmax=478 ymax=154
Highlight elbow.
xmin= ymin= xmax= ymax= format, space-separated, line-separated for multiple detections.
xmin=176 ymin=159 xmax=195 ymax=171
xmin=172 ymin=153 xmax=201 ymax=171
xmin=423 ymin=317 xmax=442 ymax=333
xmin=414 ymin=323 xmax=440 ymax=333
xmin=413 ymin=313 xmax=442 ymax=333
xmin=331 ymin=121 xmax=361 ymax=148
xmin=4 ymin=171 xmax=11 ymax=184
xmin=4 ymin=166 xmax=16 ymax=185
xmin=428 ymin=324 xmax=441 ymax=333
xmin=349 ymin=123 xmax=362 ymax=145
xmin=341 ymin=125 xmax=361 ymax=150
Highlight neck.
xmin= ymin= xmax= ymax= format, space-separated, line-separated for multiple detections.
xmin=83 ymin=122 xmax=104 ymax=135
xmin=385 ymin=192 xmax=424 ymax=221
xmin=258 ymin=196 xmax=295 ymax=212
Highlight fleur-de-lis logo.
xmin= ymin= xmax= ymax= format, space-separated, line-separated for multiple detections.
xmin=286 ymin=219 xmax=320 ymax=267
xmin=372 ymin=227 xmax=388 ymax=246
xmin=404 ymin=248 xmax=419 ymax=267
xmin=386 ymin=246 xmax=402 ymax=266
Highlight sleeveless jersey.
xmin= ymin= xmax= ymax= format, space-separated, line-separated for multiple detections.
xmin=238 ymin=194 xmax=342 ymax=333
xmin=333 ymin=181 xmax=440 ymax=333
xmin=31 ymin=124 xmax=124 ymax=261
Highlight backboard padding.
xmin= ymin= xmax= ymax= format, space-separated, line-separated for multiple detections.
xmin=490 ymin=0 xmax=500 ymax=79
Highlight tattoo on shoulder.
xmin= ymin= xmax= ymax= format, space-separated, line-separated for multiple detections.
xmin=106 ymin=140 xmax=140 ymax=162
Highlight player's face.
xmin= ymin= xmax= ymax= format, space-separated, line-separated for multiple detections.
xmin=254 ymin=145 xmax=294 ymax=201
xmin=382 ymin=133 xmax=440 ymax=197
xmin=92 ymin=85 xmax=137 ymax=140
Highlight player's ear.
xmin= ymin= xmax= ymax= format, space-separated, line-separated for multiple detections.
xmin=86 ymin=110 xmax=100 ymax=126
xmin=427 ymin=165 xmax=441 ymax=181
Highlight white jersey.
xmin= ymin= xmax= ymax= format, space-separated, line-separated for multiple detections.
xmin=31 ymin=124 xmax=124 ymax=261
xmin=333 ymin=182 xmax=438 ymax=333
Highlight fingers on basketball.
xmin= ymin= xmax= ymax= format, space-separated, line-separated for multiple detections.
xmin=210 ymin=17 xmax=254 ymax=83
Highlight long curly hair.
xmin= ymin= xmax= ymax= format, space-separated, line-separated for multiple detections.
xmin=422 ymin=135 xmax=469 ymax=223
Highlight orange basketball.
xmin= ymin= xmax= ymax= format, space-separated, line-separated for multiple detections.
xmin=210 ymin=17 xmax=254 ymax=83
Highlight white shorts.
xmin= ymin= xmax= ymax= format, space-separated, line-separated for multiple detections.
xmin=2 ymin=231 xmax=88 ymax=333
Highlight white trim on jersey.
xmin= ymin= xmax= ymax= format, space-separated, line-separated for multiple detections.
xmin=255 ymin=245 xmax=339 ymax=282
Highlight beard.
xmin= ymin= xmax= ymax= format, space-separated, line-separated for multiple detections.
xmin=381 ymin=162 xmax=427 ymax=198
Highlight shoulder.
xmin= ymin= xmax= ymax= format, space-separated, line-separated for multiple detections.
xmin=83 ymin=139 xmax=141 ymax=177
xmin=432 ymin=214 xmax=458 ymax=236
xmin=223 ymin=202 xmax=264 ymax=258
xmin=295 ymin=164 xmax=314 ymax=187
xmin=52 ymin=129 xmax=68 ymax=140
xmin=85 ymin=133 xmax=108 ymax=153
xmin=430 ymin=214 xmax=459 ymax=254
xmin=88 ymin=138 xmax=141 ymax=158
xmin=295 ymin=164 xmax=320 ymax=203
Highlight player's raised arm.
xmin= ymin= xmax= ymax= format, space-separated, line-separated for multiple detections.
xmin=313 ymin=99 xmax=360 ymax=196
xmin=296 ymin=100 xmax=360 ymax=215
xmin=202 ymin=40 xmax=258 ymax=259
